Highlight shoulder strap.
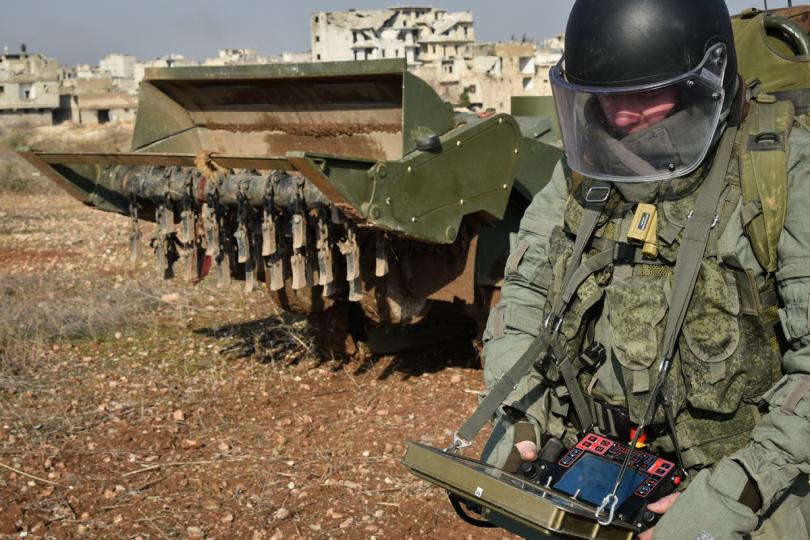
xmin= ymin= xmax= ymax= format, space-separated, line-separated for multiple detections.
xmin=660 ymin=128 xmax=737 ymax=362
xmin=453 ymin=181 xmax=609 ymax=448
xmin=739 ymin=96 xmax=794 ymax=273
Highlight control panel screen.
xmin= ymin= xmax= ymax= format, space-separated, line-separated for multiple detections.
xmin=553 ymin=453 xmax=647 ymax=507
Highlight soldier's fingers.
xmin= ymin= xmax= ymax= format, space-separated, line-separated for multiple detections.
xmin=647 ymin=492 xmax=680 ymax=514
xmin=514 ymin=440 xmax=538 ymax=461
xmin=636 ymin=527 xmax=654 ymax=540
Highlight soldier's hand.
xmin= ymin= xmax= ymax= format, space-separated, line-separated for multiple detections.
xmin=514 ymin=440 xmax=538 ymax=461
xmin=636 ymin=492 xmax=681 ymax=540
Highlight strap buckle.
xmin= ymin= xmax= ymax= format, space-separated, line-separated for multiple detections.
xmin=444 ymin=432 xmax=472 ymax=455
xmin=585 ymin=186 xmax=611 ymax=203
xmin=612 ymin=241 xmax=636 ymax=264
xmin=544 ymin=314 xmax=564 ymax=333
xmin=686 ymin=211 xmax=720 ymax=229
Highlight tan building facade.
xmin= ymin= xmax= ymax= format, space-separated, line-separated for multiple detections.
xmin=56 ymin=77 xmax=136 ymax=125
xmin=309 ymin=7 xmax=562 ymax=112
xmin=414 ymin=39 xmax=563 ymax=113
xmin=0 ymin=53 xmax=60 ymax=127
xmin=310 ymin=7 xmax=474 ymax=67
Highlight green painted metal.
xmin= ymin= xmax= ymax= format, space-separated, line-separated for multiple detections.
xmin=131 ymin=82 xmax=198 ymax=151
xmin=143 ymin=59 xmax=408 ymax=81
xmin=401 ymin=71 xmax=455 ymax=155
xmin=373 ymin=113 xmax=520 ymax=242
xmin=511 ymin=96 xmax=561 ymax=142
xmin=513 ymin=138 xmax=563 ymax=200
xmin=291 ymin=113 xmax=522 ymax=244
xmin=132 ymin=60 xmax=457 ymax=163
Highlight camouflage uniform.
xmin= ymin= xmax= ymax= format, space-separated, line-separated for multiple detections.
xmin=481 ymin=125 xmax=810 ymax=539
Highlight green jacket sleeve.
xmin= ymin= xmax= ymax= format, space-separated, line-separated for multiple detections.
xmin=482 ymin=160 xmax=568 ymax=422
xmin=655 ymin=127 xmax=810 ymax=539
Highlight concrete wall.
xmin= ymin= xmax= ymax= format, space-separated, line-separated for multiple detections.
xmin=310 ymin=7 xmax=473 ymax=67
xmin=0 ymin=54 xmax=60 ymax=113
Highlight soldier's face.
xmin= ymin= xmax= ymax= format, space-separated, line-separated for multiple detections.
xmin=597 ymin=87 xmax=678 ymax=134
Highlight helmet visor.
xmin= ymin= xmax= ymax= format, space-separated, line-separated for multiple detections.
xmin=550 ymin=44 xmax=728 ymax=183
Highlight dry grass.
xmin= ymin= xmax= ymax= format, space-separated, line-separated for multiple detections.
xmin=0 ymin=274 xmax=169 ymax=389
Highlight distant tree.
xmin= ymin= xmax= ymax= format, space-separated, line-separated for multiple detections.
xmin=20 ymin=43 xmax=27 ymax=53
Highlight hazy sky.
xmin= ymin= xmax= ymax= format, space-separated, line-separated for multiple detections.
xmin=1 ymin=0 xmax=790 ymax=67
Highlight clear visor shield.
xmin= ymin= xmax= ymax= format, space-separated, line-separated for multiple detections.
xmin=550 ymin=44 xmax=728 ymax=182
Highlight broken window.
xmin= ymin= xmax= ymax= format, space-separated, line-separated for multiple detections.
xmin=314 ymin=15 xmax=319 ymax=23
xmin=19 ymin=83 xmax=34 ymax=100
xmin=0 ymin=86 xmax=4 ymax=94
xmin=316 ymin=54 xmax=321 ymax=60
xmin=315 ymin=35 xmax=320 ymax=42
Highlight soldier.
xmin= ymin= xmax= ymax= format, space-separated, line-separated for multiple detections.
xmin=481 ymin=0 xmax=810 ymax=538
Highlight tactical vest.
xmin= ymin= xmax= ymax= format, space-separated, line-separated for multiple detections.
xmin=544 ymin=123 xmax=786 ymax=469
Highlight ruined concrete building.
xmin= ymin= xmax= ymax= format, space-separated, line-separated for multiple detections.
xmin=56 ymin=75 xmax=137 ymax=125
xmin=99 ymin=53 xmax=138 ymax=92
xmin=310 ymin=6 xmax=474 ymax=67
xmin=132 ymin=54 xmax=197 ymax=89
xmin=308 ymin=6 xmax=562 ymax=112
xmin=203 ymin=48 xmax=268 ymax=66
xmin=0 ymin=52 xmax=60 ymax=128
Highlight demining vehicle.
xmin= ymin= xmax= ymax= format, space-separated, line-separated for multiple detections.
xmin=21 ymin=59 xmax=563 ymax=354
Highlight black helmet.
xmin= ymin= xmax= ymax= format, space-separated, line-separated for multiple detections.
xmin=564 ymin=0 xmax=737 ymax=96
xmin=551 ymin=0 xmax=739 ymax=183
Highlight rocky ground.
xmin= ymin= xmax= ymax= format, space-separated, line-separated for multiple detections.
xmin=0 ymin=124 xmax=513 ymax=539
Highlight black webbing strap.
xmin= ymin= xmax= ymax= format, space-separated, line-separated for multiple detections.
xmin=452 ymin=183 xmax=609 ymax=449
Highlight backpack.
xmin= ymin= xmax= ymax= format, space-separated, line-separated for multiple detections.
xmin=733 ymin=9 xmax=809 ymax=272
xmin=733 ymin=8 xmax=810 ymax=111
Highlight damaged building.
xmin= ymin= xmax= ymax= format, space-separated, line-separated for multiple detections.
xmin=57 ymin=73 xmax=137 ymax=125
xmin=311 ymin=6 xmax=474 ymax=67
xmin=309 ymin=6 xmax=563 ymax=112
xmin=0 ymin=52 xmax=60 ymax=128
